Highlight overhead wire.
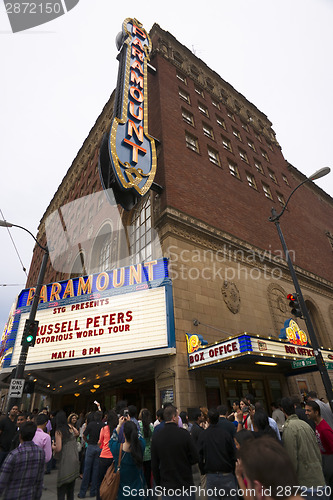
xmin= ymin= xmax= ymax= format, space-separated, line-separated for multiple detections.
xmin=0 ymin=208 xmax=28 ymax=278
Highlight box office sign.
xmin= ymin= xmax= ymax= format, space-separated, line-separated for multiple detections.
xmin=3 ymin=259 xmax=175 ymax=369
xmin=186 ymin=332 xmax=333 ymax=370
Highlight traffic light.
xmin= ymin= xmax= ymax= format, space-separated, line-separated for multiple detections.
xmin=287 ymin=293 xmax=303 ymax=318
xmin=23 ymin=376 xmax=35 ymax=394
xmin=21 ymin=319 xmax=39 ymax=347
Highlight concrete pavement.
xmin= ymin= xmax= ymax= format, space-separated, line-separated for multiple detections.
xmin=41 ymin=470 xmax=91 ymax=499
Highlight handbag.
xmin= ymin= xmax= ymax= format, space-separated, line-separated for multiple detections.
xmin=100 ymin=443 xmax=123 ymax=500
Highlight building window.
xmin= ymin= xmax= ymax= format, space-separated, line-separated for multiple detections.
xmin=254 ymin=131 xmax=262 ymax=142
xmin=282 ymin=174 xmax=289 ymax=185
xmin=254 ymin=160 xmax=264 ymax=174
xmin=185 ymin=132 xmax=199 ymax=153
xmin=227 ymin=110 xmax=235 ymax=121
xmin=203 ymin=123 xmax=214 ymax=140
xmin=268 ymin=168 xmax=277 ymax=183
xmin=182 ymin=108 xmax=194 ymax=126
xmin=276 ymin=192 xmax=286 ymax=206
xmin=211 ymin=98 xmax=220 ymax=109
xmin=247 ymin=138 xmax=256 ymax=152
xmin=179 ymin=88 xmax=190 ymax=104
xmin=129 ymin=196 xmax=152 ymax=264
xmin=198 ymin=102 xmax=209 ymax=117
xmin=176 ymin=72 xmax=187 ymax=84
xmin=260 ymin=148 xmax=270 ymax=161
xmin=228 ymin=160 xmax=240 ymax=179
xmin=246 ymin=172 xmax=257 ymax=189
xmin=220 ymin=90 xmax=228 ymax=103
xmin=241 ymin=121 xmax=249 ymax=132
xmin=195 ymin=86 xmax=204 ymax=97
xmin=216 ymin=116 xmax=226 ymax=129
xmin=266 ymin=141 xmax=274 ymax=152
xmin=221 ymin=135 xmax=232 ymax=152
xmin=232 ymin=128 xmax=242 ymax=141
xmin=262 ymin=182 xmax=273 ymax=200
xmin=207 ymin=147 xmax=220 ymax=166
xmin=326 ymin=232 xmax=333 ymax=251
xmin=239 ymin=148 xmax=249 ymax=163
xmin=91 ymin=223 xmax=115 ymax=272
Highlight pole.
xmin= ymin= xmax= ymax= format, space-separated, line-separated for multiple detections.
xmin=271 ymin=207 xmax=333 ymax=412
xmin=6 ymin=248 xmax=49 ymax=412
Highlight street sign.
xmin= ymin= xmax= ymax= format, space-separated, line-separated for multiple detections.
xmin=8 ymin=378 xmax=25 ymax=398
xmin=291 ymin=358 xmax=333 ymax=370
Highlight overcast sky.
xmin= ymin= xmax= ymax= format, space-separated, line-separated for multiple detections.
xmin=1 ymin=0 xmax=332 ymax=331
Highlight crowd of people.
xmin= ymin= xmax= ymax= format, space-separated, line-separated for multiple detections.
xmin=0 ymin=390 xmax=332 ymax=500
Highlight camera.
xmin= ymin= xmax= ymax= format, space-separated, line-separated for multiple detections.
xmin=123 ymin=409 xmax=129 ymax=418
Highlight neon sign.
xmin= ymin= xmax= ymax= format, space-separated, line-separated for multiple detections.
xmin=108 ymin=18 xmax=156 ymax=206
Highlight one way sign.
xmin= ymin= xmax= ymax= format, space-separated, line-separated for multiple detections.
xmin=8 ymin=379 xmax=25 ymax=398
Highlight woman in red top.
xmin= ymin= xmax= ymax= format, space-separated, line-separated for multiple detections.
xmin=96 ymin=410 xmax=118 ymax=500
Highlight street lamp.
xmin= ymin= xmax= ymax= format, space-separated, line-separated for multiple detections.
xmin=0 ymin=220 xmax=49 ymax=411
xmin=269 ymin=167 xmax=333 ymax=411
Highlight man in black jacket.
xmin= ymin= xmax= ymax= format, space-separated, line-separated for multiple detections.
xmin=151 ymin=405 xmax=199 ymax=499
xmin=198 ymin=408 xmax=237 ymax=500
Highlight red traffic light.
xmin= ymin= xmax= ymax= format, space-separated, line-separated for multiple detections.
xmin=287 ymin=293 xmax=296 ymax=301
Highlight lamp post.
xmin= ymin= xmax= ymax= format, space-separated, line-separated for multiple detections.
xmin=268 ymin=167 xmax=333 ymax=412
xmin=0 ymin=221 xmax=49 ymax=411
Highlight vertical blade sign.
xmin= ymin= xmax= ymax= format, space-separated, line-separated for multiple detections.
xmin=109 ymin=18 xmax=156 ymax=204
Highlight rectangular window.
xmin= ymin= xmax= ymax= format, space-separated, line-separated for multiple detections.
xmin=227 ymin=110 xmax=235 ymax=121
xmin=216 ymin=116 xmax=226 ymax=129
xmin=176 ymin=72 xmax=187 ymax=84
xmin=179 ymin=88 xmax=190 ymax=104
xmin=228 ymin=161 xmax=240 ymax=179
xmin=247 ymin=138 xmax=256 ymax=152
xmin=254 ymin=131 xmax=262 ymax=142
xmin=211 ymin=98 xmax=220 ymax=109
xmin=239 ymin=148 xmax=249 ymax=163
xmin=208 ymin=147 xmax=220 ymax=166
xmin=232 ymin=128 xmax=242 ymax=141
xmin=221 ymin=135 xmax=232 ymax=152
xmin=182 ymin=108 xmax=194 ymax=126
xmin=198 ymin=102 xmax=209 ymax=117
xmin=241 ymin=121 xmax=249 ymax=132
xmin=262 ymin=182 xmax=273 ymax=199
xmin=282 ymin=174 xmax=289 ymax=185
xmin=246 ymin=172 xmax=257 ymax=189
xmin=195 ymin=86 xmax=204 ymax=97
xmin=276 ymin=192 xmax=286 ymax=206
xmin=203 ymin=123 xmax=214 ymax=139
xmin=254 ymin=160 xmax=264 ymax=174
xmin=261 ymin=148 xmax=269 ymax=161
xmin=266 ymin=141 xmax=274 ymax=152
xmin=185 ymin=132 xmax=199 ymax=153
xmin=268 ymin=168 xmax=277 ymax=183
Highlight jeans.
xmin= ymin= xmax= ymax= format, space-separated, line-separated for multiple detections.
xmin=57 ymin=480 xmax=75 ymax=500
xmin=206 ymin=472 xmax=238 ymax=500
xmin=79 ymin=444 xmax=101 ymax=497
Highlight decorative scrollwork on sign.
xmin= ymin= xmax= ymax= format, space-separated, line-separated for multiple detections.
xmin=221 ymin=281 xmax=240 ymax=314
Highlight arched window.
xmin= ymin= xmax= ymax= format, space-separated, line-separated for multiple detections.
xmin=128 ymin=195 xmax=152 ymax=264
xmin=70 ymin=251 xmax=86 ymax=278
xmin=305 ymin=300 xmax=328 ymax=347
xmin=91 ymin=222 xmax=115 ymax=273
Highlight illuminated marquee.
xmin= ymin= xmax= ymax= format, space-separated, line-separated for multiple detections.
xmin=186 ymin=332 xmax=332 ymax=370
xmin=2 ymin=259 xmax=175 ymax=370
xmin=108 ymin=18 xmax=156 ymax=202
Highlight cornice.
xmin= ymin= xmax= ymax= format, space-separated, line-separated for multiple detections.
xmin=156 ymin=206 xmax=333 ymax=298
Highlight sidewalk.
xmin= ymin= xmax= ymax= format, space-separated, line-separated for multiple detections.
xmin=42 ymin=470 xmax=87 ymax=499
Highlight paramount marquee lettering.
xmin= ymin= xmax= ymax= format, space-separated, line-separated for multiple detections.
xmin=21 ymin=260 xmax=159 ymax=307
xmin=109 ymin=18 xmax=156 ymax=197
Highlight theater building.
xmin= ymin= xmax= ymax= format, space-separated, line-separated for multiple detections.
xmin=1 ymin=20 xmax=333 ymax=414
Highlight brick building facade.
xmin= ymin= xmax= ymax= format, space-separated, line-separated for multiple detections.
xmin=13 ymin=22 xmax=333 ymax=412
